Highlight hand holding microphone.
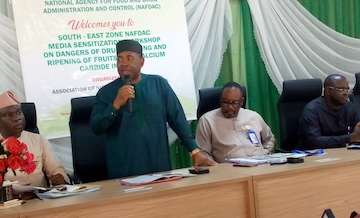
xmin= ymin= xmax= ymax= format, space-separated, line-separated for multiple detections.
xmin=112 ymin=75 xmax=135 ymax=110
xmin=124 ymin=75 xmax=133 ymax=112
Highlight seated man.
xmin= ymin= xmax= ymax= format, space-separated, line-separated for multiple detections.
xmin=195 ymin=82 xmax=275 ymax=163
xmin=0 ymin=91 xmax=69 ymax=188
xmin=297 ymin=74 xmax=360 ymax=150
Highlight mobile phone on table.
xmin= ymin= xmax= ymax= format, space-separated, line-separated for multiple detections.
xmin=189 ymin=167 xmax=210 ymax=174
xmin=233 ymin=163 xmax=258 ymax=167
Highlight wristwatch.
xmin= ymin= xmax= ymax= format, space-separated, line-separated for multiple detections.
xmin=189 ymin=148 xmax=201 ymax=157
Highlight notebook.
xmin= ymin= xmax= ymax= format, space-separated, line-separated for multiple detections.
xmin=35 ymin=185 xmax=100 ymax=199
xmin=119 ymin=173 xmax=187 ymax=186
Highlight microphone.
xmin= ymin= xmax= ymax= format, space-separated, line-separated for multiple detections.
xmin=124 ymin=75 xmax=133 ymax=113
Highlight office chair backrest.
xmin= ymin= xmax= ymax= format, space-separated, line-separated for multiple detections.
xmin=21 ymin=103 xmax=39 ymax=134
xmin=197 ymin=85 xmax=247 ymax=119
xmin=350 ymin=73 xmax=360 ymax=114
xmin=69 ymin=96 xmax=108 ymax=183
xmin=277 ymin=78 xmax=322 ymax=152
xmin=352 ymin=73 xmax=360 ymax=95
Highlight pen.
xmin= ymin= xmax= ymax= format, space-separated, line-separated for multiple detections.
xmin=57 ymin=186 xmax=67 ymax=192
xmin=120 ymin=181 xmax=133 ymax=187
xmin=123 ymin=186 xmax=152 ymax=193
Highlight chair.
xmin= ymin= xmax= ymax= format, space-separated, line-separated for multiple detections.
xmin=277 ymin=78 xmax=323 ymax=152
xmin=197 ymin=85 xmax=247 ymax=119
xmin=21 ymin=103 xmax=39 ymax=134
xmin=349 ymin=73 xmax=360 ymax=114
xmin=69 ymin=96 xmax=108 ymax=183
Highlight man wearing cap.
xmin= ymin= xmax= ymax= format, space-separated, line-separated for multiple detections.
xmin=0 ymin=91 xmax=69 ymax=188
xmin=91 ymin=39 xmax=216 ymax=179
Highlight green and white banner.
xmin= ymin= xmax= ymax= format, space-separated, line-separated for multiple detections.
xmin=12 ymin=0 xmax=196 ymax=139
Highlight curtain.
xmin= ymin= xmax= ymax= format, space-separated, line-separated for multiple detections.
xmin=298 ymin=0 xmax=360 ymax=38
xmin=219 ymin=0 xmax=360 ymax=150
xmin=0 ymin=13 xmax=24 ymax=100
xmin=185 ymin=0 xmax=233 ymax=91
xmin=218 ymin=0 xmax=280 ymax=148
xmin=247 ymin=0 xmax=360 ymax=92
xmin=170 ymin=0 xmax=233 ymax=169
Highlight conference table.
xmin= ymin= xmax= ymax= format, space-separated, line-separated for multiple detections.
xmin=1 ymin=148 xmax=360 ymax=218
xmin=0 ymin=208 xmax=18 ymax=218
xmin=221 ymin=148 xmax=360 ymax=218
xmin=4 ymin=166 xmax=255 ymax=218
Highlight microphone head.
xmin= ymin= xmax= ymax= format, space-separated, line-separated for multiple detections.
xmin=124 ymin=75 xmax=131 ymax=81
xmin=124 ymin=75 xmax=131 ymax=84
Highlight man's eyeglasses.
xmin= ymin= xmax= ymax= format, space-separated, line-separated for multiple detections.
xmin=220 ymin=99 xmax=242 ymax=107
xmin=328 ymin=86 xmax=352 ymax=94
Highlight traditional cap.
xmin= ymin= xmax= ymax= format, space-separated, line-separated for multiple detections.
xmin=0 ymin=90 xmax=20 ymax=109
xmin=116 ymin=39 xmax=142 ymax=56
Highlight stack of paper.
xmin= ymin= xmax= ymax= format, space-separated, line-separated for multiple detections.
xmin=0 ymin=199 xmax=23 ymax=209
xmin=347 ymin=144 xmax=360 ymax=149
xmin=266 ymin=153 xmax=308 ymax=158
xmin=35 ymin=185 xmax=100 ymax=199
xmin=227 ymin=157 xmax=270 ymax=165
xmin=121 ymin=173 xmax=182 ymax=186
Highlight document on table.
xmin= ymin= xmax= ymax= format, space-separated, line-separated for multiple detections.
xmin=227 ymin=154 xmax=304 ymax=165
xmin=266 ymin=153 xmax=308 ymax=158
xmin=35 ymin=185 xmax=100 ymax=199
xmin=347 ymin=144 xmax=360 ymax=149
xmin=0 ymin=199 xmax=24 ymax=209
xmin=121 ymin=175 xmax=164 ymax=185
xmin=227 ymin=157 xmax=270 ymax=165
xmin=120 ymin=172 xmax=194 ymax=186
xmin=314 ymin=158 xmax=341 ymax=163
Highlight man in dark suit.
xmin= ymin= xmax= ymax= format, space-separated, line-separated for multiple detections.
xmin=298 ymin=74 xmax=360 ymax=150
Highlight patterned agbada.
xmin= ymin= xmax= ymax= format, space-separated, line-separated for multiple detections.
xmin=196 ymin=108 xmax=275 ymax=163
xmin=2 ymin=131 xmax=69 ymax=187
xmin=90 ymin=74 xmax=197 ymax=179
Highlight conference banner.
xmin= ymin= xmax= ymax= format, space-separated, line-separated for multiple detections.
xmin=11 ymin=0 xmax=197 ymax=139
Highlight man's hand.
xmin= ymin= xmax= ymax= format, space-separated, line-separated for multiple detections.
xmin=48 ymin=173 xmax=66 ymax=186
xmin=14 ymin=192 xmax=34 ymax=200
xmin=192 ymin=151 xmax=217 ymax=168
xmin=350 ymin=122 xmax=360 ymax=142
xmin=113 ymin=85 xmax=135 ymax=109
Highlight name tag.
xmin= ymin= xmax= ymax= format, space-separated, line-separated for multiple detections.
xmin=247 ymin=130 xmax=260 ymax=144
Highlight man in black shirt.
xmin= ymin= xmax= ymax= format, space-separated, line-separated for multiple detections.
xmin=298 ymin=74 xmax=360 ymax=150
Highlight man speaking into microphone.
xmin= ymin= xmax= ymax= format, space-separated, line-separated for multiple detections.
xmin=90 ymin=39 xmax=216 ymax=179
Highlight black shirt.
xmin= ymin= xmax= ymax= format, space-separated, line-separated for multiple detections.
xmin=298 ymin=97 xmax=360 ymax=150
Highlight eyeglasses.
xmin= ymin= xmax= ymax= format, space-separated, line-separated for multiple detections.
xmin=220 ymin=99 xmax=242 ymax=107
xmin=328 ymin=86 xmax=352 ymax=94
